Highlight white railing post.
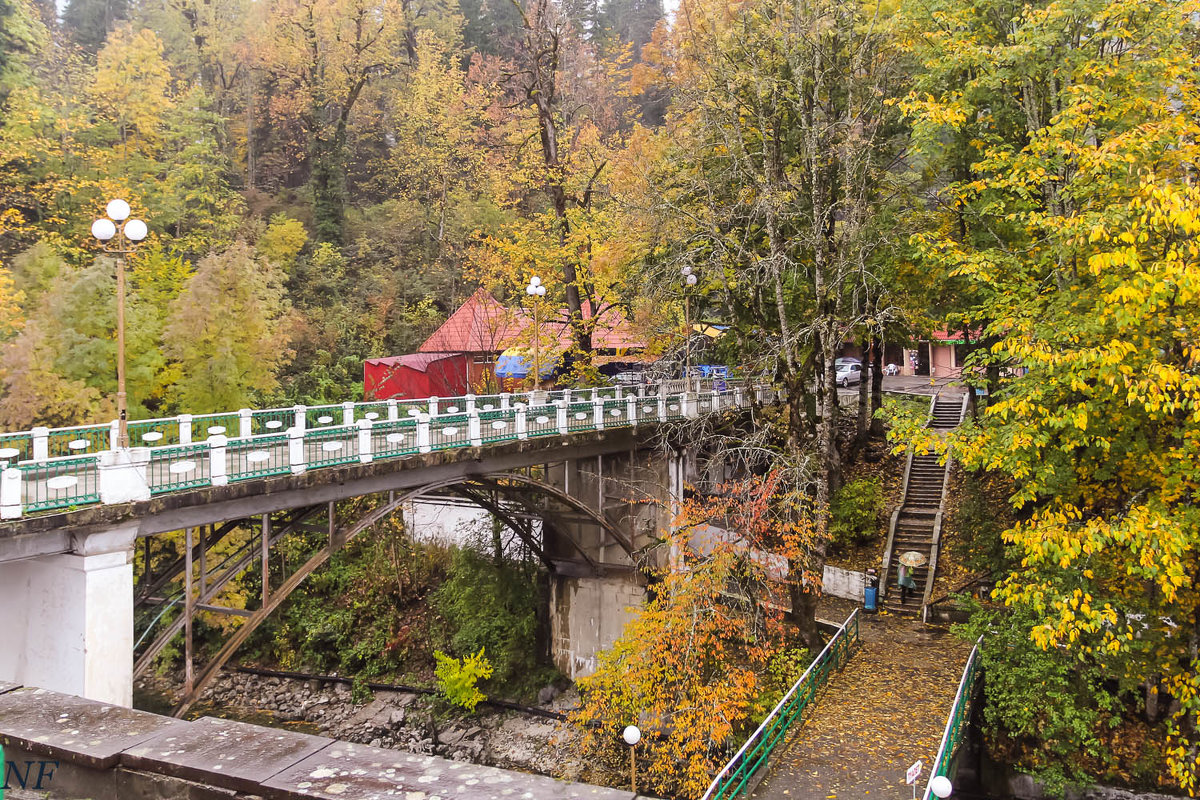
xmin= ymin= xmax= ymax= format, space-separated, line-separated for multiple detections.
xmin=178 ymin=414 xmax=193 ymax=444
xmin=293 ymin=405 xmax=307 ymax=433
xmin=32 ymin=427 xmax=49 ymax=462
xmin=209 ymin=435 xmax=228 ymax=486
xmin=500 ymin=393 xmax=511 ymax=411
xmin=627 ymin=395 xmax=637 ymax=425
xmin=238 ymin=409 xmax=252 ymax=439
xmin=516 ymin=404 xmax=528 ymax=439
xmin=357 ymin=419 xmax=373 ymax=463
xmin=288 ymin=427 xmax=306 ymax=474
xmin=555 ymin=400 xmax=568 ymax=434
xmin=735 ymin=386 xmax=745 ymax=407
xmin=342 ymin=401 xmax=355 ymax=426
xmin=468 ymin=411 xmax=482 ymax=447
xmin=387 ymin=399 xmax=399 ymax=421
xmin=109 ymin=420 xmax=120 ymax=450
xmin=658 ymin=386 xmax=667 ymax=420
xmin=417 ymin=413 xmax=432 ymax=453
xmin=614 ymin=385 xmax=623 ymax=400
xmin=712 ymin=388 xmax=721 ymax=412
xmin=97 ymin=447 xmax=152 ymax=503
xmin=562 ymin=388 xmax=573 ymax=407
xmin=429 ymin=397 xmax=439 ymax=417
xmin=0 ymin=467 xmax=22 ymax=519
xmin=684 ymin=392 xmax=699 ymax=418
xmin=593 ymin=396 xmax=604 ymax=429
xmin=465 ymin=394 xmax=476 ymax=415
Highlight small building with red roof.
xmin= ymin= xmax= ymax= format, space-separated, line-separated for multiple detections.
xmin=364 ymin=289 xmax=647 ymax=399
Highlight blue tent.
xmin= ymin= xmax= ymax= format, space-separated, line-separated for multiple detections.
xmin=495 ymin=348 xmax=560 ymax=380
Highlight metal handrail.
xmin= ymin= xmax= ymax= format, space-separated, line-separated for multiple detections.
xmin=701 ymin=609 xmax=861 ymax=800
xmin=921 ymin=636 xmax=983 ymax=800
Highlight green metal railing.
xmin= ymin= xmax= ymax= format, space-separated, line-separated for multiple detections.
xmin=921 ymin=637 xmax=983 ymax=800
xmin=703 ymin=609 xmax=862 ymax=800
xmin=1 ymin=379 xmax=760 ymax=518
xmin=18 ymin=456 xmax=100 ymax=512
xmin=148 ymin=443 xmax=212 ymax=494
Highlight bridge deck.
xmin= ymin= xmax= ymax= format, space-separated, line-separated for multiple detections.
xmin=750 ymin=601 xmax=972 ymax=800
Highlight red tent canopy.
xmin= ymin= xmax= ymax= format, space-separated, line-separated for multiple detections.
xmin=364 ymin=352 xmax=470 ymax=400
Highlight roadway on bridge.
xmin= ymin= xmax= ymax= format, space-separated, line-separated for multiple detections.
xmin=751 ymin=598 xmax=972 ymax=799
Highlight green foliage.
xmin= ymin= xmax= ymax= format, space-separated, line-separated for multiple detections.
xmin=953 ymin=474 xmax=1007 ymax=577
xmin=163 ymin=241 xmax=293 ymax=412
xmin=434 ymin=648 xmax=493 ymax=712
xmin=430 ymin=544 xmax=542 ymax=692
xmin=828 ymin=477 xmax=882 ymax=550
xmin=253 ymin=516 xmax=451 ymax=679
xmin=958 ymin=601 xmax=1121 ymax=796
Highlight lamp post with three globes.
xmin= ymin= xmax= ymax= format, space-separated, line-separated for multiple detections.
xmin=681 ymin=266 xmax=698 ymax=385
xmin=91 ymin=199 xmax=148 ymax=449
xmin=525 ymin=276 xmax=547 ymax=389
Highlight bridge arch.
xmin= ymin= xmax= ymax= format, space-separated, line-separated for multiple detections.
xmin=167 ymin=470 xmax=637 ymax=716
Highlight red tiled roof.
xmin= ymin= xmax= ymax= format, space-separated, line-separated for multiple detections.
xmin=420 ymin=289 xmax=645 ymax=353
xmin=419 ymin=290 xmax=523 ymax=353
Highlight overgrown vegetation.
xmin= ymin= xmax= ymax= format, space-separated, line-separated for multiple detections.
xmin=828 ymin=477 xmax=883 ymax=551
xmin=429 ymin=529 xmax=554 ymax=698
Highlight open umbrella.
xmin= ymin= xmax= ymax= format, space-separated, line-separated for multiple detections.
xmin=899 ymin=550 xmax=928 ymax=568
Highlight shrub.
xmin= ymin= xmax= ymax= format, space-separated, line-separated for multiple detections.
xmin=431 ymin=544 xmax=541 ymax=691
xmin=434 ymin=648 xmax=493 ymax=711
xmin=829 ymin=477 xmax=883 ymax=549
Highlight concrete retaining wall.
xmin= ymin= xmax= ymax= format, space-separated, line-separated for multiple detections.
xmin=823 ymin=565 xmax=866 ymax=601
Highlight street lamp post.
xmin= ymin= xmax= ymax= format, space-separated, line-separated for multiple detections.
xmin=525 ymin=276 xmax=547 ymax=389
xmin=681 ymin=266 xmax=698 ymax=387
xmin=622 ymin=725 xmax=641 ymax=794
xmin=92 ymin=199 xmax=148 ymax=449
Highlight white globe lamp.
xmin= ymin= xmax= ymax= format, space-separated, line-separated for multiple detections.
xmin=105 ymin=198 xmax=131 ymax=221
xmin=622 ymin=725 xmax=641 ymax=746
xmin=91 ymin=218 xmax=116 ymax=241
xmin=124 ymin=218 xmax=148 ymax=241
xmin=930 ymin=775 xmax=953 ymax=798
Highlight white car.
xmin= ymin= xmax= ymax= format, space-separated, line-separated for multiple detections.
xmin=836 ymin=362 xmax=863 ymax=387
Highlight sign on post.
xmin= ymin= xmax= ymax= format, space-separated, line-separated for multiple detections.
xmin=906 ymin=760 xmax=923 ymax=799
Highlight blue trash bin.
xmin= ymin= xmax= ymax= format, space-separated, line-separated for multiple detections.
xmin=864 ymin=568 xmax=879 ymax=612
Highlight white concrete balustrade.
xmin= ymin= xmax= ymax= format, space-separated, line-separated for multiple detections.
xmin=0 ymin=380 xmax=778 ymax=520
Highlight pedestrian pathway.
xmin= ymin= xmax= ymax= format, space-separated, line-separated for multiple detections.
xmin=750 ymin=600 xmax=972 ymax=800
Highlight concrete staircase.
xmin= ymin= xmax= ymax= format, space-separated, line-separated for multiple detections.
xmin=881 ymin=393 xmax=968 ymax=615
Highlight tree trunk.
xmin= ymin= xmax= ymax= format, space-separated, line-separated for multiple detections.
xmin=870 ymin=333 xmax=885 ymax=437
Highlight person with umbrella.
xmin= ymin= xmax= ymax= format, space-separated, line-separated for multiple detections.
xmin=897 ymin=551 xmax=925 ymax=604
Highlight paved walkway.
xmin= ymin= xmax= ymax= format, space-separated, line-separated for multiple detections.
xmin=751 ymin=600 xmax=972 ymax=800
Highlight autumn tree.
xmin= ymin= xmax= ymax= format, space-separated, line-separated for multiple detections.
xmin=501 ymin=0 xmax=636 ymax=359
xmin=637 ymin=0 xmax=907 ymax=644
xmin=899 ymin=0 xmax=1200 ymax=788
xmin=260 ymin=0 xmax=413 ymax=243
xmin=571 ymin=473 xmax=815 ymax=798
xmin=163 ymin=240 xmax=294 ymax=411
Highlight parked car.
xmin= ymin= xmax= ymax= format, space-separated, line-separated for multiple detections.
xmin=836 ymin=362 xmax=863 ymax=387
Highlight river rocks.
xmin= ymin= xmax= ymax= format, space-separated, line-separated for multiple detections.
xmin=174 ymin=668 xmax=596 ymax=781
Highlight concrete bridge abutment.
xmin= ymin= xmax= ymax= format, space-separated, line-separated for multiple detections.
xmin=0 ymin=524 xmax=136 ymax=706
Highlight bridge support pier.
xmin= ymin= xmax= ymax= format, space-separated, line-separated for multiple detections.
xmin=550 ymin=573 xmax=644 ymax=679
xmin=0 ymin=540 xmax=134 ymax=706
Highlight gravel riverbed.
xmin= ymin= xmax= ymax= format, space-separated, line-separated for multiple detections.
xmin=135 ymin=670 xmax=611 ymax=785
